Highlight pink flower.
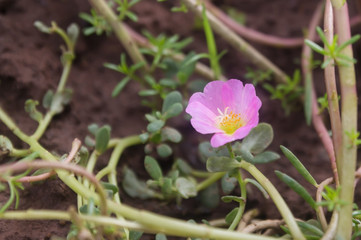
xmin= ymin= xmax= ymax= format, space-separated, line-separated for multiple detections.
xmin=186 ymin=79 xmax=262 ymax=148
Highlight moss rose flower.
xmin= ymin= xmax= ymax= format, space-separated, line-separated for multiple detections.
xmin=186 ymin=79 xmax=261 ymax=148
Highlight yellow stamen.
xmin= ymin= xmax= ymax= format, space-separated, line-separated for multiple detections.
xmin=216 ymin=107 xmax=244 ymax=134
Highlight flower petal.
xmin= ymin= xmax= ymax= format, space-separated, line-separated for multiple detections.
xmin=185 ymin=101 xmax=220 ymax=134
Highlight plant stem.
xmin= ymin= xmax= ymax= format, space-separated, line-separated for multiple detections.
xmin=124 ymin=24 xmax=227 ymax=81
xmin=228 ymin=169 xmax=246 ymax=231
xmin=205 ymin=1 xmax=304 ymax=48
xmin=240 ymin=161 xmax=305 ymax=240
xmin=196 ymin=172 xmax=224 ymax=192
xmin=331 ymin=1 xmax=358 ymax=239
xmin=324 ymin=0 xmax=342 ymax=185
xmin=88 ymin=0 xmax=148 ymax=70
xmin=301 ymin=1 xmax=339 ymax=184
xmin=0 ymin=209 xmax=279 ymax=240
xmin=201 ymin=4 xmax=222 ymax=79
xmin=184 ymin=0 xmax=288 ymax=85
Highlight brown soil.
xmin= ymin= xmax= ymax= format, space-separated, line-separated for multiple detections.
xmin=0 ymin=0 xmax=360 ymax=239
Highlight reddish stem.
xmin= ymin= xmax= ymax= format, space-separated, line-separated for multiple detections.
xmin=205 ymin=1 xmax=304 ymax=48
xmin=17 ymin=139 xmax=81 ymax=183
xmin=301 ymin=1 xmax=339 ymax=184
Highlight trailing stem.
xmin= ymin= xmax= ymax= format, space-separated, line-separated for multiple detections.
xmin=331 ymin=1 xmax=358 ymax=239
xmin=88 ymin=0 xmax=148 ymax=70
xmin=183 ymin=0 xmax=289 ymax=85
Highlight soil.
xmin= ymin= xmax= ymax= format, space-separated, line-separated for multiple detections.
xmin=0 ymin=0 xmax=360 ymax=239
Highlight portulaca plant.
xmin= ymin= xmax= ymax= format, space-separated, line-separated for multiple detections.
xmin=0 ymin=0 xmax=360 ymax=240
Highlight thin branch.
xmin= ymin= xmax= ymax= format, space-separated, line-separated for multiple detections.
xmin=301 ymin=1 xmax=339 ymax=184
xmin=88 ymin=0 xmax=148 ymax=70
xmin=0 ymin=161 xmax=108 ymax=216
xmin=316 ymin=177 xmax=333 ymax=231
xmin=323 ymin=0 xmax=342 ymax=185
xmin=205 ymin=1 xmax=304 ymax=48
xmin=123 ymin=24 xmax=227 ymax=81
xmin=242 ymin=219 xmax=284 ymax=234
xmin=17 ymin=138 xmax=82 ymax=183
xmin=183 ymin=0 xmax=289 ymax=85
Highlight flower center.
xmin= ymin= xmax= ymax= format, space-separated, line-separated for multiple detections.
xmin=216 ymin=107 xmax=245 ymax=134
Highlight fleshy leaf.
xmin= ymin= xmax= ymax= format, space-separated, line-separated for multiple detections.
xmin=206 ymin=156 xmax=241 ymax=172
xmin=175 ymin=177 xmax=197 ymax=198
xmin=95 ymin=125 xmax=111 ymax=154
xmin=161 ymin=177 xmax=173 ymax=198
xmin=42 ymin=90 xmax=54 ymax=109
xmin=199 ymin=183 xmax=219 ymax=209
xmin=225 ymin=207 xmax=239 ymax=226
xmin=275 ymin=170 xmax=316 ymax=209
xmin=156 ymin=143 xmax=173 ymax=158
xmin=221 ymin=195 xmax=245 ymax=203
xmin=280 ymin=145 xmax=318 ymax=187
xmin=161 ymin=127 xmax=182 ymax=143
xmin=175 ymin=158 xmax=192 ymax=175
xmin=25 ymin=99 xmax=43 ymax=122
xmin=252 ymin=151 xmax=280 ymax=164
xmin=162 ymin=91 xmax=182 ymax=113
xmin=221 ymin=172 xmax=237 ymax=194
xmin=144 ymin=156 xmax=163 ymax=180
xmin=122 ymin=167 xmax=156 ymax=199
xmin=155 ymin=233 xmax=167 ymax=240
xmin=163 ymin=103 xmax=183 ymax=119
xmin=147 ymin=120 xmax=165 ymax=133
xmin=241 ymin=123 xmax=273 ymax=154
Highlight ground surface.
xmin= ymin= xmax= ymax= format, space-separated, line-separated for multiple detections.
xmin=0 ymin=0 xmax=360 ymax=239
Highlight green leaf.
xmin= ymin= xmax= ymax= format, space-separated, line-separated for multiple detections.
xmin=163 ymin=103 xmax=183 ymax=119
xmin=206 ymin=156 xmax=241 ymax=172
xmin=101 ymin=182 xmax=118 ymax=195
xmin=0 ymin=136 xmax=13 ymax=155
xmin=161 ymin=127 xmax=182 ymax=143
xmin=225 ymin=208 xmax=239 ymax=226
xmin=34 ymin=21 xmax=51 ymax=34
xmin=161 ymin=177 xmax=173 ymax=198
xmin=129 ymin=231 xmax=143 ymax=240
xmin=139 ymin=89 xmax=158 ymax=96
xmin=175 ymin=158 xmax=192 ymax=175
xmin=245 ymin=178 xmax=269 ymax=199
xmin=175 ymin=177 xmax=197 ymax=198
xmin=95 ymin=125 xmax=111 ymax=154
xmin=198 ymin=141 xmax=229 ymax=163
xmin=155 ymin=233 xmax=167 ymax=240
xmin=88 ymin=123 xmax=99 ymax=136
xmin=147 ymin=120 xmax=165 ymax=133
xmin=139 ymin=132 xmax=149 ymax=143
xmin=297 ymin=221 xmax=323 ymax=237
xmin=24 ymin=99 xmax=43 ymax=122
xmin=112 ymin=77 xmax=130 ymax=97
xmin=252 ymin=151 xmax=280 ymax=164
xmin=304 ymin=73 xmax=312 ymax=126
xmin=50 ymin=90 xmax=73 ymax=113
xmin=67 ymin=23 xmax=79 ymax=45
xmin=156 ymin=143 xmax=173 ymax=158
xmin=275 ymin=170 xmax=316 ymax=209
xmin=304 ymin=39 xmax=325 ymax=55
xmin=280 ymin=146 xmax=318 ymax=187
xmin=144 ymin=156 xmax=163 ymax=180
xmin=42 ymin=90 xmax=54 ymax=109
xmin=162 ymin=91 xmax=182 ymax=113
xmin=199 ymin=183 xmax=219 ymax=209
xmin=122 ymin=167 xmax=156 ymax=199
xmin=241 ymin=123 xmax=273 ymax=154
xmin=221 ymin=172 xmax=237 ymax=194
xmin=221 ymin=195 xmax=245 ymax=203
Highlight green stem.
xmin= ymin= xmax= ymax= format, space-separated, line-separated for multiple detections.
xmin=240 ymin=161 xmax=305 ymax=240
xmin=0 ymin=209 xmax=278 ymax=240
xmin=196 ymin=172 xmax=225 ymax=192
xmin=191 ymin=169 xmax=213 ymax=178
xmin=228 ymin=169 xmax=246 ymax=231
xmin=201 ymin=4 xmax=221 ymax=79
xmin=331 ymin=1 xmax=358 ymax=239
xmin=88 ymin=0 xmax=148 ymax=70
